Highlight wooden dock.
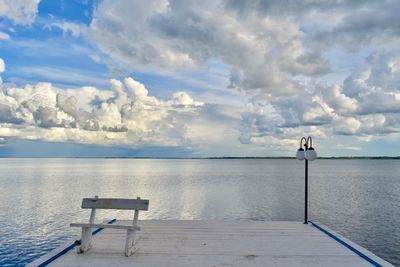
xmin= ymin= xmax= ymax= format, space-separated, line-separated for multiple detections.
xmin=30 ymin=220 xmax=394 ymax=267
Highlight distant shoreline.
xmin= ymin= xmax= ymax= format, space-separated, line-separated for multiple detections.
xmin=0 ymin=156 xmax=399 ymax=159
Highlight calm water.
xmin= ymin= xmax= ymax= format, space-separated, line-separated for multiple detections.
xmin=0 ymin=158 xmax=399 ymax=266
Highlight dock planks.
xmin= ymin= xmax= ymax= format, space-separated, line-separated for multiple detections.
xmin=29 ymin=220 xmax=395 ymax=267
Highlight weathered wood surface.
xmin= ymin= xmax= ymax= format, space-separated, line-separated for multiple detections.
xmin=30 ymin=220 xmax=395 ymax=267
xmin=70 ymin=223 xmax=140 ymax=230
xmin=81 ymin=198 xmax=149 ymax=210
xmin=73 ymin=197 xmax=147 ymax=256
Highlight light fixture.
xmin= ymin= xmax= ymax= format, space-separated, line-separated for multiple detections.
xmin=295 ymin=136 xmax=317 ymax=224
xmin=305 ymin=147 xmax=317 ymax=161
xmin=296 ymin=148 xmax=305 ymax=160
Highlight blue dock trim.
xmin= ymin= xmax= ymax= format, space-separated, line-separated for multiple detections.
xmin=309 ymin=221 xmax=383 ymax=267
xmin=36 ymin=219 xmax=117 ymax=267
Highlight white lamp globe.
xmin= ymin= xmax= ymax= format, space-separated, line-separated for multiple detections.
xmin=296 ymin=148 xmax=305 ymax=160
xmin=305 ymin=147 xmax=317 ymax=161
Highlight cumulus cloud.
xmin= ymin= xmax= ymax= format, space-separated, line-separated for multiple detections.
xmin=239 ymin=53 xmax=400 ymax=144
xmin=316 ymin=0 xmax=400 ymax=49
xmin=47 ymin=22 xmax=84 ymax=37
xmin=170 ymin=92 xmax=203 ymax=107
xmin=85 ymin=0 xmax=329 ymax=96
xmin=0 ymin=58 xmax=4 ymax=73
xmin=0 ymin=0 xmax=41 ymax=25
xmin=75 ymin=0 xmax=400 ymax=149
xmin=0 ymin=31 xmax=10 ymax=40
xmin=0 ymin=58 xmax=4 ymax=84
xmin=320 ymin=85 xmax=358 ymax=115
xmin=4 ymin=0 xmax=400 ymax=153
xmin=332 ymin=117 xmax=361 ymax=135
xmin=0 ymin=58 xmax=205 ymax=147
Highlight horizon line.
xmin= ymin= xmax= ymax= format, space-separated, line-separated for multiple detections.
xmin=0 ymin=156 xmax=399 ymax=159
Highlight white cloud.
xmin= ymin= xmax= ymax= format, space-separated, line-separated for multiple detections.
xmin=77 ymin=0 xmax=400 ymax=150
xmin=0 ymin=0 xmax=41 ymax=25
xmin=342 ymin=52 xmax=400 ymax=115
xmin=0 ymin=58 xmax=4 ymax=73
xmin=48 ymin=22 xmax=84 ymax=37
xmin=3 ymin=1 xmax=400 ymax=155
xmin=170 ymin=92 xmax=203 ymax=107
xmin=336 ymin=143 xmax=361 ymax=151
xmin=321 ymin=84 xmax=358 ymax=115
xmin=0 ymin=58 xmax=207 ymax=147
xmin=0 ymin=31 xmax=10 ymax=40
xmin=85 ymin=0 xmax=329 ymax=96
xmin=317 ymin=0 xmax=400 ymax=50
xmin=332 ymin=117 xmax=361 ymax=135
xmin=0 ymin=58 xmax=4 ymax=84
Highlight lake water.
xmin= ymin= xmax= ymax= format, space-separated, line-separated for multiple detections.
xmin=0 ymin=158 xmax=399 ymax=266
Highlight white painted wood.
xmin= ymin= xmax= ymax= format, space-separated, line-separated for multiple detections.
xmin=79 ymin=227 xmax=92 ymax=253
xmin=88 ymin=196 xmax=97 ymax=223
xmin=132 ymin=197 xmax=140 ymax=227
xmin=80 ymin=195 xmax=98 ymax=253
xmin=81 ymin=198 xmax=149 ymax=210
xmin=124 ymin=197 xmax=141 ymax=256
xmin=71 ymin=196 xmax=148 ymax=256
xmin=32 ymin=221 xmax=395 ymax=267
xmin=124 ymin=229 xmax=136 ymax=256
xmin=133 ymin=210 xmax=139 ymax=225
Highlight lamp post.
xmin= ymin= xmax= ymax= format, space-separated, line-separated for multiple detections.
xmin=296 ymin=136 xmax=317 ymax=224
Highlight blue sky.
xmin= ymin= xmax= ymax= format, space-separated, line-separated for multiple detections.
xmin=0 ymin=0 xmax=400 ymax=157
xmin=1 ymin=0 xmax=109 ymax=88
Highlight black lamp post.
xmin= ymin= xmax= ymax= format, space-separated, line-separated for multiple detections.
xmin=296 ymin=136 xmax=317 ymax=224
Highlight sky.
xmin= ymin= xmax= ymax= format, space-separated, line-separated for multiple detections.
xmin=0 ymin=0 xmax=400 ymax=157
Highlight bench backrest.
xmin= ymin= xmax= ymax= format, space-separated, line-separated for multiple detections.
xmin=81 ymin=198 xmax=149 ymax=211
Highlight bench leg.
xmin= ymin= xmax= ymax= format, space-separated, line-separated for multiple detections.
xmin=124 ymin=229 xmax=137 ymax=256
xmin=78 ymin=227 xmax=93 ymax=253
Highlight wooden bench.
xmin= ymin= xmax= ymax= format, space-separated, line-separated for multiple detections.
xmin=70 ymin=196 xmax=149 ymax=256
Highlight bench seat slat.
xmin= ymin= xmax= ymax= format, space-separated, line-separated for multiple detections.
xmin=70 ymin=223 xmax=140 ymax=230
xmin=81 ymin=198 xmax=149 ymax=210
